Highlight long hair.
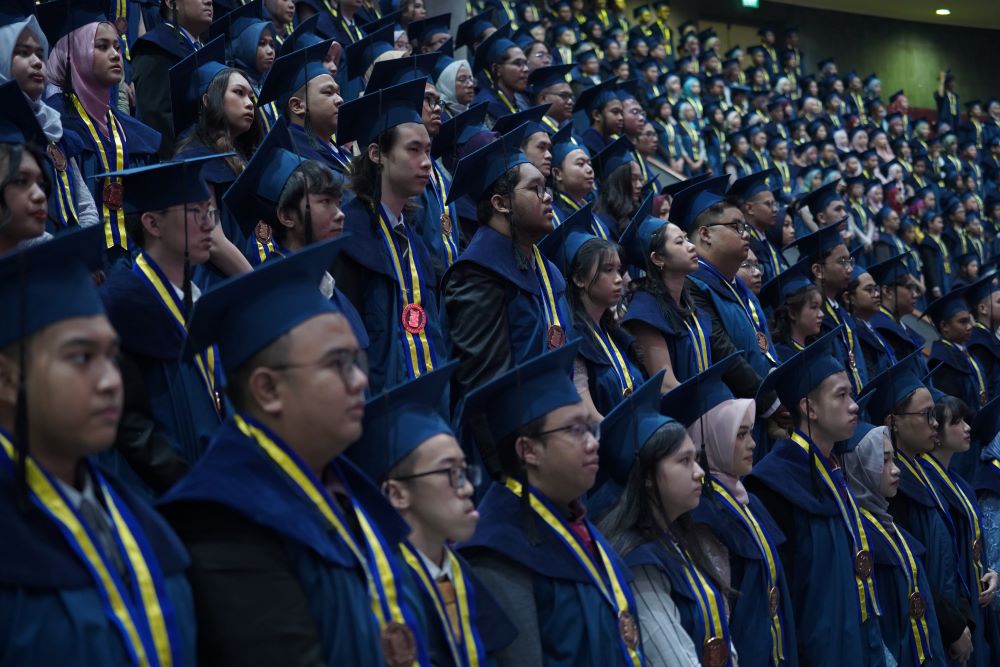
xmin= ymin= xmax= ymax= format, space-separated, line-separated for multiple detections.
xmin=348 ymin=126 xmax=404 ymax=217
xmin=567 ymin=237 xmax=622 ymax=330
xmin=275 ymin=160 xmax=341 ymax=245
xmin=598 ymin=421 xmax=731 ymax=595
xmin=0 ymin=144 xmax=51 ymax=230
xmin=593 ymin=162 xmax=636 ymax=235
xmin=772 ymin=283 xmax=822 ymax=345
xmin=629 ymin=222 xmax=696 ymax=321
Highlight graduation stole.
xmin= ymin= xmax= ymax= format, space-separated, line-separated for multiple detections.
xmin=430 ymin=163 xmax=459 ymax=266
xmin=858 ymin=509 xmax=934 ymax=663
xmin=789 ymin=431 xmax=880 ymax=622
xmin=71 ymin=94 xmax=128 ymax=250
xmin=234 ymin=415 xmax=429 ymax=666
xmin=113 ymin=0 xmax=131 ymax=60
xmin=862 ymin=320 xmax=897 ymax=364
xmin=947 ymin=92 xmax=958 ymax=117
xmin=940 ymin=340 xmax=987 ymax=405
xmin=502 ymin=479 xmax=644 ymax=667
xmin=586 ymin=321 xmax=635 ymax=397
xmin=376 ymin=205 xmax=437 ymax=378
xmin=850 ymin=92 xmax=866 ymax=123
xmin=747 ymin=227 xmax=783 ymax=276
xmin=399 ymin=543 xmax=487 ymax=667
xmin=553 ymin=192 xmax=608 ymax=239
xmin=895 ymin=451 xmax=955 ymax=536
xmin=338 ymin=15 xmax=364 ymax=43
xmin=542 ymin=115 xmax=560 ymax=132
xmin=681 ymin=308 xmax=710 ymax=373
xmin=133 ymin=253 xmax=223 ymax=415
xmin=752 ymin=148 xmax=771 ymax=170
xmin=709 ymin=480 xmax=785 ymax=665
xmin=253 ymin=234 xmax=279 ymax=263
xmin=48 ymin=140 xmax=82 ymax=229
xmin=680 ymin=121 xmax=700 ymax=160
xmin=918 ymin=454 xmax=987 ymax=593
xmin=822 ymin=300 xmax=864 ymax=395
xmin=532 ymin=246 xmax=567 ymax=349
xmin=698 ymin=259 xmax=777 ymax=364
xmin=494 ymin=84 xmax=519 ymax=115
xmin=927 ymin=234 xmax=952 ymax=274
xmin=773 ymin=161 xmax=791 ymax=194
xmin=0 ymin=431 xmax=179 ymax=667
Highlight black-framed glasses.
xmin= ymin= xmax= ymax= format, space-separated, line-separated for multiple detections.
xmin=423 ymin=94 xmax=441 ymax=109
xmin=516 ymin=184 xmax=548 ymax=200
xmin=895 ymin=409 xmax=937 ymax=425
xmin=708 ymin=221 xmax=748 ymax=236
xmin=268 ymin=348 xmax=368 ymax=386
xmin=547 ymin=91 xmax=574 ymax=101
xmin=533 ymin=421 xmax=601 ymax=441
xmin=394 ymin=464 xmax=483 ymax=489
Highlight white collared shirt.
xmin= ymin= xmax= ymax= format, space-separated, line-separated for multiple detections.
xmin=417 ymin=546 xmax=454 ymax=584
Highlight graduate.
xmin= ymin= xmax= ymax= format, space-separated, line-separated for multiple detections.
xmin=0 ymin=226 xmax=195 ymax=666
xmin=348 ymin=365 xmax=518 ymax=665
xmin=620 ymin=190 xmax=712 ymax=391
xmin=965 ymin=273 xmax=1000 ymax=398
xmin=745 ymin=330 xmax=889 ymax=665
xmin=431 ymin=101 xmax=490 ymax=243
xmin=332 ymin=78 xmax=448 ymax=395
xmin=98 ymin=158 xmax=229 ymax=495
xmin=537 ymin=203 xmax=641 ymax=418
xmin=843 ymin=260 xmax=898 ymax=378
xmin=442 ymin=123 xmax=573 ymax=402
xmin=868 ymin=255 xmax=928 ymax=367
xmin=549 ymin=125 xmax=597 ymax=228
xmin=527 ymin=64 xmax=577 ymax=132
xmin=471 ymin=26 xmax=527 ymax=124
xmin=492 ymin=104 xmax=554 ymax=182
xmin=925 ymin=288 xmax=990 ymax=418
xmin=576 ymin=79 xmax=624 ymax=155
xmin=729 ymin=169 xmax=787 ymax=284
xmin=591 ymin=137 xmax=642 ymax=238
xmin=760 ymin=258 xmax=824 ymax=360
xmin=159 ymin=238 xmax=432 ymax=666
xmin=457 ymin=342 xmax=646 ymax=667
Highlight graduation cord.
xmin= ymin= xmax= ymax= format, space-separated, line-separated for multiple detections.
xmin=14 ymin=249 xmax=29 ymax=510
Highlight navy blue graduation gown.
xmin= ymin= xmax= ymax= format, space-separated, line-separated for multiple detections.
xmin=929 ymin=341 xmax=987 ymax=481
xmin=0 ymin=457 xmax=195 ymax=665
xmin=870 ymin=308 xmax=926 ymax=368
xmin=159 ymin=418 xmax=429 ymax=665
xmin=820 ymin=300 xmax=870 ymax=395
xmin=746 ymin=438 xmax=888 ymax=666
xmin=581 ymin=127 xmax=612 ymax=156
xmin=857 ymin=317 xmax=898 ymax=378
xmin=42 ymin=129 xmax=88 ymax=233
xmin=576 ymin=319 xmax=643 ymax=417
xmin=968 ymin=322 xmax=1000 ymax=399
xmin=414 ymin=165 xmax=461 ymax=283
xmin=622 ymin=288 xmax=711 ymax=384
xmin=458 ymin=482 xmax=642 ymax=666
xmin=286 ymin=122 xmax=354 ymax=183
xmin=747 ymin=226 xmax=787 ymax=285
xmin=690 ymin=486 xmax=798 ymax=666
xmin=473 ymin=87 xmax=517 ymax=126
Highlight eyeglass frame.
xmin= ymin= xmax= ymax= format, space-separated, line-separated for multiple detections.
xmin=531 ymin=421 xmax=601 ymax=442
xmin=707 ymin=221 xmax=749 ymax=236
xmin=393 ymin=463 xmax=483 ymax=490
xmin=267 ymin=348 xmax=369 ymax=386
xmin=894 ymin=409 xmax=937 ymax=426
xmin=516 ymin=184 xmax=550 ymax=200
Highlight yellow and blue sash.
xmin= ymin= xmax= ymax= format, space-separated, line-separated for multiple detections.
xmin=430 ymin=164 xmax=459 ymax=267
xmin=494 ymin=86 xmax=519 ymax=115
xmin=234 ymin=415 xmax=429 ymax=666
xmin=587 ymin=322 xmax=636 ymax=397
xmin=823 ymin=300 xmax=864 ymax=394
xmin=554 ymin=192 xmax=608 ymax=239
xmin=50 ymin=144 xmax=81 ymax=228
xmin=503 ymin=479 xmax=644 ymax=667
xmin=790 ymin=431 xmax=880 ymax=621
xmin=747 ymin=227 xmax=783 ymax=276
xmin=71 ymin=94 xmax=128 ymax=250
xmin=698 ymin=259 xmax=777 ymax=364
xmin=133 ymin=253 xmax=223 ymax=415
xmin=0 ymin=432 xmax=179 ymax=666
xmin=376 ymin=206 xmax=437 ymax=378
xmin=710 ymin=480 xmax=785 ymax=665
xmin=682 ymin=310 xmax=710 ymax=373
xmin=941 ymin=340 xmax=988 ymax=402
xmin=667 ymin=535 xmax=733 ymax=667
xmin=859 ymin=509 xmax=934 ymax=663
xmin=532 ymin=246 xmax=565 ymax=336
xmin=400 ymin=544 xmax=487 ymax=667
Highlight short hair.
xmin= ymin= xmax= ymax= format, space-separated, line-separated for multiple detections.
xmin=691 ymin=200 xmax=731 ymax=232
xmin=476 ymin=166 xmax=522 ymax=226
xmin=223 ymin=332 xmax=293 ymax=412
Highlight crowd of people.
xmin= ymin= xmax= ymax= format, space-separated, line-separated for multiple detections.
xmin=3 ymin=0 xmax=1000 ymax=664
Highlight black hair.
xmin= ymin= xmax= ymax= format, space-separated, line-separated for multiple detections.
xmin=476 ymin=166 xmax=521 ymax=227
xmin=690 ymin=200 xmax=730 ymax=232
xmin=593 ymin=162 xmax=636 ymax=236
xmin=934 ymin=395 xmax=970 ymax=430
xmin=223 ymin=332 xmax=293 ymax=412
xmin=349 ymin=126 xmax=403 ymax=215
xmin=630 ymin=222 xmax=698 ymax=325
xmin=0 ymin=143 xmax=52 ymax=230
xmin=275 ymin=160 xmax=342 ymax=244
xmin=599 ymin=421 xmax=731 ymax=595
xmin=567 ymin=237 xmax=622 ymax=328
xmin=772 ymin=283 xmax=822 ymax=345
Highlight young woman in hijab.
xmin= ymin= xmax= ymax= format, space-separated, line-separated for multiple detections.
xmin=46 ymin=17 xmax=161 ymax=264
xmin=843 ymin=425 xmax=948 ymax=667
xmin=0 ymin=11 xmax=98 ymax=233
xmin=435 ymin=58 xmax=475 ymax=120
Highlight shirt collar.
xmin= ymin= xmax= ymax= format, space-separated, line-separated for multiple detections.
xmin=416 ymin=546 xmax=453 ymax=582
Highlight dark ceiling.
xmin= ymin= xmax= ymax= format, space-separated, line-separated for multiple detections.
xmin=771 ymin=0 xmax=1000 ymax=30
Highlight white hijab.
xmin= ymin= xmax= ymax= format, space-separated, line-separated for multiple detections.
xmin=0 ymin=16 xmax=64 ymax=142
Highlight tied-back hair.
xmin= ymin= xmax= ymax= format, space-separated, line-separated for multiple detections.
xmin=0 ymin=144 xmax=52 ymax=230
xmin=598 ymin=420 xmax=731 ymax=595
xmin=349 ymin=126 xmax=405 ymax=218
xmin=174 ymin=69 xmax=264 ymax=174
xmin=593 ymin=162 xmax=636 ymax=236
xmin=630 ymin=222 xmax=697 ymax=321
xmin=568 ymin=237 xmax=625 ymax=334
xmin=476 ymin=167 xmax=532 ymax=267
xmin=772 ymin=283 xmax=822 ymax=346
xmin=275 ymin=160 xmax=341 ymax=245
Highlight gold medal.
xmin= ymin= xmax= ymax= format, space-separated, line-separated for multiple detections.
xmin=618 ymin=610 xmax=639 ymax=650
xmin=755 ymin=330 xmax=768 ymax=354
xmin=848 ymin=349 xmax=857 ymax=368
xmin=440 ymin=210 xmax=452 ymax=235
xmin=401 ymin=302 xmax=427 ymax=334
xmin=547 ymin=324 xmax=566 ymax=349
xmin=102 ymin=180 xmax=124 ymax=210
xmin=380 ymin=621 xmax=417 ymax=667
xmin=768 ymin=586 xmax=779 ymax=617
xmin=46 ymin=142 xmax=67 ymax=171
xmin=980 ymin=390 xmax=988 ymax=406
xmin=115 ymin=15 xmax=128 ymax=35
xmin=254 ymin=222 xmax=273 ymax=244
xmin=703 ymin=636 xmax=728 ymax=667
xmin=854 ymin=549 xmax=872 ymax=579
xmin=908 ymin=591 xmax=926 ymax=619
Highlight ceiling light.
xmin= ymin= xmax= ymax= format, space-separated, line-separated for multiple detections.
xmin=935 ymin=8 xmax=951 ymax=15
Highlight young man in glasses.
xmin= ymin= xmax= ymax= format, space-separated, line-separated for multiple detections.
xmin=99 ymin=157 xmax=231 ymax=496
xmin=348 ymin=365 xmax=516 ymax=665
xmin=160 ymin=239 xmax=432 ymax=665
xmin=527 ymin=64 xmax=576 ymax=132
xmin=728 ymin=169 xmax=786 ymax=284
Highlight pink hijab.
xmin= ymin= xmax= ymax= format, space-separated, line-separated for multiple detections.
xmin=47 ymin=22 xmax=114 ymax=137
xmin=687 ymin=398 xmax=756 ymax=504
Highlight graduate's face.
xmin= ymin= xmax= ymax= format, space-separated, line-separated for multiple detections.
xmin=938 ymin=413 xmax=971 ymax=455
xmin=509 ymin=163 xmax=554 ymax=238
xmin=781 ymin=214 xmax=795 ymax=246
xmin=421 ymin=83 xmax=442 ymax=138
xmin=656 ymin=222 xmax=698 ymax=274
xmin=519 ymin=402 xmax=600 ymax=502
xmin=453 ymin=65 xmax=475 ymax=106
xmin=622 ymin=99 xmax=646 ymax=137
xmin=848 ymin=272 xmax=880 ymax=317
xmin=525 ymin=43 xmax=551 ymax=71
xmin=540 ymin=83 xmax=574 ymax=121
xmin=265 ymin=0 xmax=295 ymax=24
xmin=892 ymin=388 xmax=937 ymax=455
xmin=736 ymin=250 xmax=762 ymax=295
xmin=817 ymin=243 xmax=851 ymax=291
xmin=802 ymin=373 xmax=857 ymax=443
xmin=746 ymin=190 xmax=776 ymax=228
xmin=255 ymin=29 xmax=276 ymax=73
xmin=91 ymin=23 xmax=123 ymax=87
xmin=145 ymin=199 xmax=216 ymax=265
xmin=0 ymin=149 xmax=48 ymax=248
xmin=10 ymin=28 xmax=46 ymax=101
xmin=221 ymin=72 xmax=257 ymax=136
xmin=303 ymin=191 xmax=345 ymax=242
xmin=378 ymin=122 xmax=432 ymax=198
xmin=636 ymin=123 xmax=658 ymax=156
xmin=731 ymin=409 xmax=756 ymax=477
xmin=553 ymin=149 xmax=593 ymax=199
xmin=522 ymin=131 xmax=552 ymax=177
xmin=576 ymin=246 xmax=623 ymax=311
xmin=791 ymin=289 xmax=824 ymax=338
xmin=879 ymin=436 xmax=900 ymax=498
xmin=389 ymin=435 xmax=479 ymax=544
xmin=173 ymin=0 xmax=214 ymax=31
xmin=940 ymin=309 xmax=973 ymax=345
xmin=15 ymin=316 xmax=123 ymax=466
xmin=654 ymin=434 xmax=703 ymax=523
xmin=292 ymin=74 xmax=341 ymax=137
xmin=595 ymin=100 xmax=624 ymax=137
xmin=495 ymin=47 xmax=529 ymax=92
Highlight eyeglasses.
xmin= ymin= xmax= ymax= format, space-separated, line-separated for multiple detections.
xmin=533 ymin=421 xmax=601 ymax=442
xmin=739 ymin=260 xmax=762 ymax=272
xmin=394 ymin=464 xmax=483 ymax=490
xmin=423 ymin=94 xmax=441 ymax=109
xmin=548 ymin=91 xmax=574 ymax=101
xmin=625 ymin=107 xmax=646 ymax=118
xmin=895 ymin=409 xmax=937 ymax=426
xmin=171 ymin=205 xmax=221 ymax=228
xmin=504 ymin=58 xmax=529 ymax=70
xmin=708 ymin=221 xmax=748 ymax=236
xmin=455 ymin=75 xmax=474 ymax=86
xmin=516 ymin=184 xmax=549 ymax=200
xmin=859 ymin=285 xmax=880 ymax=295
xmin=268 ymin=348 xmax=369 ymax=386
xmin=833 ymin=256 xmax=856 ymax=269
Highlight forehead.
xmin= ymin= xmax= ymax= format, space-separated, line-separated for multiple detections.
xmin=288 ymin=312 xmax=355 ymax=351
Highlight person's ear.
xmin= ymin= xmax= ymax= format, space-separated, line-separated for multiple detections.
xmin=811 ymin=262 xmax=823 ymax=281
xmin=276 ymin=206 xmax=298 ymax=231
xmin=367 ymin=142 xmax=382 ymax=165
xmin=649 ymin=249 xmax=665 ymax=271
xmin=140 ymin=211 xmax=163 ymax=240
xmin=288 ymin=95 xmax=306 ymax=119
xmin=382 ymin=479 xmax=411 ymax=511
xmin=515 ymin=435 xmax=541 ymax=468
xmin=490 ymin=192 xmax=511 ymax=215
xmin=247 ymin=367 xmax=284 ymax=417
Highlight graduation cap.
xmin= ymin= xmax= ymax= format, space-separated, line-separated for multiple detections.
xmin=348 ymin=363 xmax=457 ymax=483
xmin=971 ymin=393 xmax=1000 ymax=445
xmin=758 ymin=257 xmax=815 ymax=310
xmin=512 ymin=25 xmax=538 ymax=50
xmin=344 ymin=25 xmax=396 ymax=81
xmin=661 ymin=354 xmax=740 ymax=428
xmin=966 ymin=273 xmax=1000 ymax=308
xmin=667 ymin=174 xmax=730 ymax=234
xmin=575 ymin=48 xmax=598 ymax=64
xmin=222 ymin=118 xmax=304 ymax=231
xmin=183 ymin=237 xmax=348 ymax=374
xmin=0 ymin=81 xmax=47 ymax=147
xmin=591 ymin=136 xmax=635 ymax=181
xmin=335 ymin=77 xmax=426 ymax=148
xmin=617 ymin=191 xmax=663 ymax=269
xmin=537 ymin=203 xmax=598 ymax=278
xmin=456 ymin=9 xmax=494 ymax=50
xmin=208 ymin=0 xmax=264 ymax=44
xmin=759 ymin=326 xmax=846 ymax=408
xmin=527 ymin=64 xmax=574 ymax=96
xmin=365 ymin=52 xmax=442 ymax=91
xmin=431 ymin=102 xmax=489 ymax=159
xmin=36 ymin=0 xmax=106 ymax=45
xmin=729 ymin=168 xmax=776 ymax=203
xmin=0 ymin=0 xmax=36 ymax=24
xmin=924 ymin=287 xmax=971 ymax=326
xmin=447 ymin=122 xmax=531 ymax=204
xmin=277 ymin=14 xmax=322 ymax=57
xmin=575 ymin=79 xmax=619 ymax=117
xmin=96 ymin=154 xmax=226 ymax=214
xmin=361 ymin=9 xmax=402 ymax=34
xmin=632 ymin=4 xmax=653 ymax=18
xmin=550 ymin=123 xmax=588 ymax=167
xmin=786 ymin=221 xmax=846 ymax=265
xmin=863 ymin=351 xmax=927 ymax=425
xmin=491 ymin=104 xmax=552 ymax=138
xmin=472 ymin=24 xmax=516 ymax=75
xmin=407 ymin=12 xmax=451 ymax=45
xmin=169 ymin=36 xmax=229 ymax=135
xmin=660 ymin=173 xmax=711 ymax=197
xmin=259 ymin=38 xmax=338 ymax=108
xmin=800 ymin=179 xmax=841 ymax=216
xmin=0 ymin=225 xmax=106 ymax=349
xmin=457 ymin=341 xmax=581 ymax=470
xmin=867 ymin=254 xmax=912 ymax=287
xmin=599 ymin=371 xmax=675 ymax=486
xmin=954 ymin=252 xmax=979 ymax=269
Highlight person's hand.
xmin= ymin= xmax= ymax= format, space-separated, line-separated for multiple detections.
xmin=772 ymin=406 xmax=793 ymax=430
xmin=948 ymin=627 xmax=973 ymax=666
xmin=979 ymin=570 xmax=999 ymax=607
